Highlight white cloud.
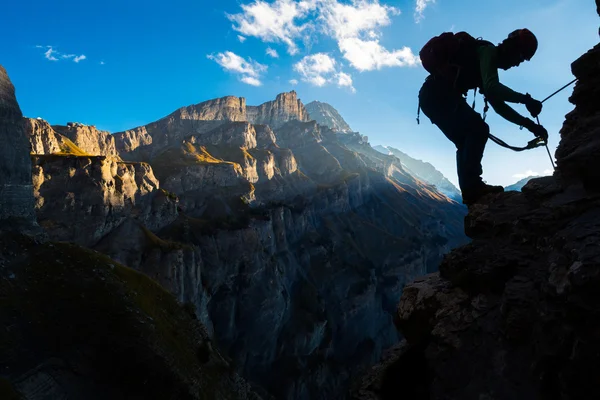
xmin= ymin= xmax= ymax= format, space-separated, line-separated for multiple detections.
xmin=241 ymin=76 xmax=263 ymax=86
xmin=293 ymin=53 xmax=355 ymax=92
xmin=543 ymin=169 xmax=553 ymax=175
xmin=207 ymin=51 xmax=268 ymax=86
xmin=238 ymin=35 xmax=247 ymax=43
xmin=289 ymin=79 xmax=299 ymax=85
xmin=294 ymin=53 xmax=336 ymax=86
xmin=338 ymin=37 xmax=418 ymax=71
xmin=320 ymin=0 xmax=399 ymax=41
xmin=415 ymin=0 xmax=435 ymax=23
xmin=100 ymin=61 xmax=106 ymax=65
xmin=227 ymin=0 xmax=318 ymax=55
xmin=39 ymin=45 xmax=86 ymax=63
xmin=336 ymin=71 xmax=355 ymax=92
xmin=266 ymin=47 xmax=279 ymax=58
xmin=318 ymin=0 xmax=419 ymax=71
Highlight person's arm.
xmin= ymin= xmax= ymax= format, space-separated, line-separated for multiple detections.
xmin=478 ymin=45 xmax=528 ymax=104
xmin=478 ymin=45 xmax=533 ymax=127
xmin=487 ymin=98 xmax=535 ymax=129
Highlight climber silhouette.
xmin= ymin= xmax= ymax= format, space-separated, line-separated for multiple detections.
xmin=418 ymin=29 xmax=548 ymax=205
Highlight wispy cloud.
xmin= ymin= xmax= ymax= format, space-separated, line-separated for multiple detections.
xmin=293 ymin=53 xmax=355 ymax=92
xmin=38 ymin=45 xmax=86 ymax=63
xmin=512 ymin=169 xmax=553 ymax=180
xmin=44 ymin=47 xmax=59 ymax=61
xmin=415 ymin=0 xmax=435 ymax=23
xmin=207 ymin=51 xmax=268 ymax=86
xmin=266 ymin=47 xmax=279 ymax=58
xmin=100 ymin=61 xmax=106 ymax=65
xmin=238 ymin=35 xmax=247 ymax=43
xmin=289 ymin=79 xmax=299 ymax=85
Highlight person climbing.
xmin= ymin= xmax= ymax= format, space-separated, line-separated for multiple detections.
xmin=418 ymin=29 xmax=549 ymax=205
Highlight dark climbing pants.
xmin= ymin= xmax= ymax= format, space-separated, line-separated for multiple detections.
xmin=418 ymin=76 xmax=489 ymax=193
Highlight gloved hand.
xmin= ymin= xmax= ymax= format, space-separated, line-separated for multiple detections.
xmin=526 ymin=121 xmax=549 ymax=142
xmin=524 ymin=93 xmax=543 ymax=118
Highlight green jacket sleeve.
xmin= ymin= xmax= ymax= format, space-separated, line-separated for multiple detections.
xmin=478 ymin=45 xmax=531 ymax=127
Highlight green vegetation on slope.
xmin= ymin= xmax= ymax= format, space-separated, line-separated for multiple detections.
xmin=0 ymin=233 xmax=256 ymax=400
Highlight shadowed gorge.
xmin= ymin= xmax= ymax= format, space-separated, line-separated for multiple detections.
xmin=2 ymin=61 xmax=467 ymax=399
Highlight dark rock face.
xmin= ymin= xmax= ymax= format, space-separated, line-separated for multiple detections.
xmin=352 ymin=42 xmax=600 ymax=400
xmin=0 ymin=66 xmax=37 ymax=231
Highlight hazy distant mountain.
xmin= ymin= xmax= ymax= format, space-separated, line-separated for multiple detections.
xmin=506 ymin=174 xmax=553 ymax=192
xmin=305 ymin=100 xmax=352 ymax=133
xmin=374 ymin=145 xmax=462 ymax=201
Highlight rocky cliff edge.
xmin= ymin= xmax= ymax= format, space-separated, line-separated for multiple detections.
xmin=352 ymin=38 xmax=600 ymax=400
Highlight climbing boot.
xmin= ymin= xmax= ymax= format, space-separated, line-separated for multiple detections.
xmin=462 ymin=183 xmax=504 ymax=205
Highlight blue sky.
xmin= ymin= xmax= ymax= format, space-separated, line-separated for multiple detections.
xmin=0 ymin=0 xmax=597 ymax=187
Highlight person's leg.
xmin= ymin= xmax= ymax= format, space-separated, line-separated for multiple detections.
xmin=419 ymin=78 xmax=488 ymax=194
xmin=454 ymin=102 xmax=489 ymax=191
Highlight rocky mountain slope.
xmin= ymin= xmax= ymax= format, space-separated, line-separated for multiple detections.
xmin=305 ymin=101 xmax=352 ymax=133
xmin=352 ymin=21 xmax=600 ymax=400
xmin=10 ymin=80 xmax=469 ymax=398
xmin=0 ymin=66 xmax=262 ymax=400
xmin=374 ymin=145 xmax=462 ymax=201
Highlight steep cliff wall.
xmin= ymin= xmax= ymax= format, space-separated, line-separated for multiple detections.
xmin=246 ymin=91 xmax=310 ymax=129
xmin=352 ymin=41 xmax=600 ymax=400
xmin=0 ymin=66 xmax=37 ymax=232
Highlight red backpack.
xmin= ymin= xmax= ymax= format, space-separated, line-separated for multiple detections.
xmin=419 ymin=31 xmax=480 ymax=81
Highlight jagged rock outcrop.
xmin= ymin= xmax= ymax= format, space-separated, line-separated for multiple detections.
xmin=352 ymin=39 xmax=600 ymax=400
xmin=114 ymin=92 xmax=309 ymax=161
xmin=0 ymin=66 xmax=37 ymax=232
xmin=53 ymin=122 xmax=118 ymax=157
xmin=247 ymin=91 xmax=309 ymax=129
xmin=305 ymin=100 xmax=352 ymax=133
xmin=374 ymin=145 xmax=462 ymax=201
xmin=25 ymin=118 xmax=68 ymax=154
xmin=32 ymin=155 xmax=177 ymax=246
